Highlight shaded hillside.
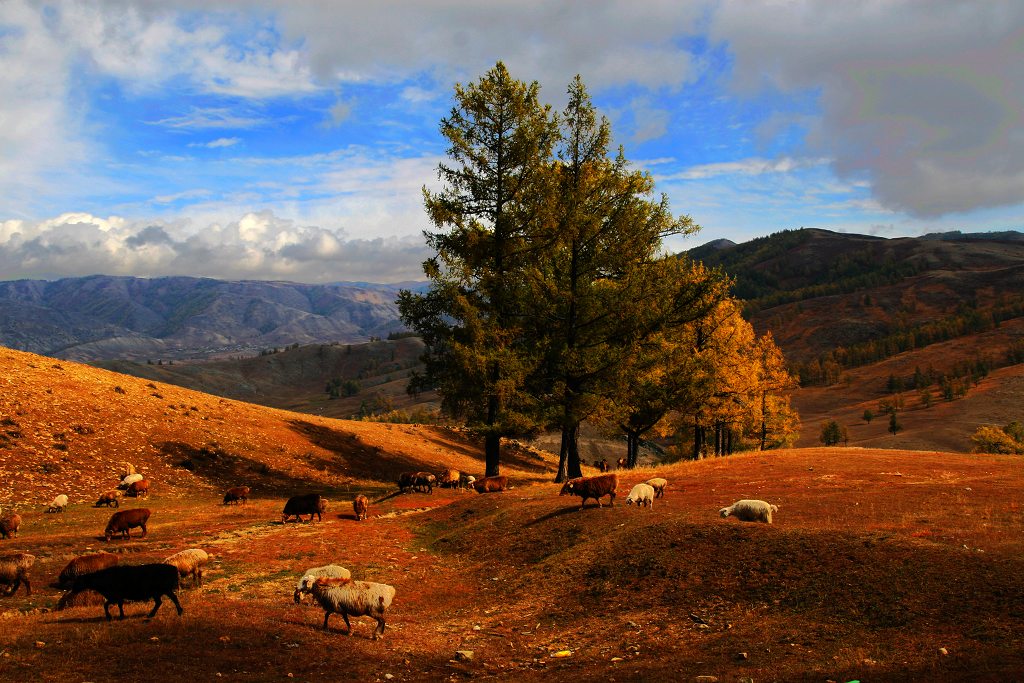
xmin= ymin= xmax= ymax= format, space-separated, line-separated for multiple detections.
xmin=0 ymin=345 xmax=552 ymax=508
xmin=0 ymin=275 xmax=415 ymax=362
xmin=94 ymin=336 xmax=438 ymax=420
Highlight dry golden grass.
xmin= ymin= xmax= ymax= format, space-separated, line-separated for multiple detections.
xmin=2 ymin=347 xmax=1023 ymax=681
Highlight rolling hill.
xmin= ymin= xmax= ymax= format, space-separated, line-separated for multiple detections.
xmin=0 ymin=348 xmax=1022 ymax=681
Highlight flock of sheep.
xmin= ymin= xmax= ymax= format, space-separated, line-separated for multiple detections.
xmin=0 ymin=459 xmax=778 ymax=638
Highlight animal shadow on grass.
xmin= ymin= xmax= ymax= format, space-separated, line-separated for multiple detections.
xmin=526 ymin=505 xmax=600 ymax=526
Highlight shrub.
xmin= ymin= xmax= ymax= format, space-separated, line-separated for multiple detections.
xmin=971 ymin=424 xmax=1024 ymax=454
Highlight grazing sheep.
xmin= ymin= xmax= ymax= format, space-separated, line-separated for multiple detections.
xmin=293 ymin=564 xmax=352 ymax=604
xmin=559 ymin=473 xmax=618 ymax=510
xmin=437 ymin=468 xmax=460 ymax=489
xmin=353 ymin=495 xmax=369 ymax=521
xmin=163 ymin=548 xmax=210 ymax=587
xmin=460 ymin=473 xmax=476 ymax=490
xmin=297 ymin=576 xmax=395 ymax=639
xmin=46 ymin=494 xmax=69 ymax=513
xmin=625 ymin=483 xmax=656 ymax=509
xmin=118 ymin=473 xmax=144 ymax=490
xmin=104 ymin=508 xmax=151 ymax=541
xmin=67 ymin=564 xmax=183 ymax=621
xmin=472 ymin=475 xmax=508 ymax=494
xmin=95 ymin=490 xmax=121 ymax=508
xmin=56 ymin=588 xmax=107 ymax=610
xmin=58 ymin=552 xmax=120 ymax=589
xmin=0 ymin=513 xmax=22 ymax=539
xmin=121 ymin=463 xmax=137 ymax=479
xmin=127 ymin=479 xmax=150 ymax=498
xmin=719 ymin=499 xmax=778 ymax=524
xmin=283 ymin=494 xmax=327 ymax=523
xmin=223 ymin=486 xmax=250 ymax=505
xmin=645 ymin=477 xmax=668 ymax=498
xmin=413 ymin=472 xmax=436 ymax=494
xmin=0 ymin=553 xmax=34 ymax=596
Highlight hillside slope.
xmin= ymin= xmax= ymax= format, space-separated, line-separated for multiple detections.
xmin=0 ymin=346 xmax=551 ymax=508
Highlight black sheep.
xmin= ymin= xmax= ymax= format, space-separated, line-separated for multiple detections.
xmin=68 ymin=563 xmax=183 ymax=620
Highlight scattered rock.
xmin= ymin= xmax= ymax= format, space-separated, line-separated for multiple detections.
xmin=551 ymin=650 xmax=572 ymax=658
xmin=939 ymin=647 xmax=949 ymax=656
xmin=695 ymin=676 xmax=718 ymax=682
xmin=454 ymin=650 xmax=474 ymax=662
xmin=34 ymin=641 xmax=45 ymax=649
xmin=737 ymin=652 xmax=749 ymax=660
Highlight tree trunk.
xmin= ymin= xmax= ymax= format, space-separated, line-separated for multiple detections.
xmin=626 ymin=430 xmax=640 ymax=468
xmin=484 ymin=432 xmax=501 ymax=477
xmin=692 ymin=418 xmax=703 ymax=460
xmin=555 ymin=421 xmax=583 ymax=483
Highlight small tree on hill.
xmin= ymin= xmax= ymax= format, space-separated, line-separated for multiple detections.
xmin=888 ymin=411 xmax=902 ymax=436
xmin=820 ymin=419 xmax=843 ymax=446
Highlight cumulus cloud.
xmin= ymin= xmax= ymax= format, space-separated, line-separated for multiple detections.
xmin=188 ymin=137 xmax=241 ymax=148
xmin=709 ymin=0 xmax=1024 ymax=217
xmin=0 ymin=211 xmax=430 ymax=283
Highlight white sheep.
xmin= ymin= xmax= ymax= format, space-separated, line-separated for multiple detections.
xmin=118 ymin=473 xmax=144 ymax=490
xmin=460 ymin=474 xmax=476 ymax=490
xmin=625 ymin=483 xmax=656 ymax=509
xmin=46 ymin=494 xmax=69 ymax=513
xmin=293 ymin=564 xmax=351 ymax=604
xmin=297 ymin=575 xmax=396 ymax=639
xmin=163 ymin=548 xmax=211 ymax=587
xmin=719 ymin=499 xmax=778 ymax=524
xmin=645 ymin=477 xmax=668 ymax=498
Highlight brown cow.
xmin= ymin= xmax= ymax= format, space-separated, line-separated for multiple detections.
xmin=223 ymin=486 xmax=250 ymax=505
xmin=353 ymin=494 xmax=369 ymax=521
xmin=104 ymin=508 xmax=151 ymax=541
xmin=95 ymin=491 xmax=121 ymax=508
xmin=559 ymin=473 xmax=618 ymax=510
xmin=127 ymin=479 xmax=150 ymax=498
xmin=472 ymin=475 xmax=508 ymax=494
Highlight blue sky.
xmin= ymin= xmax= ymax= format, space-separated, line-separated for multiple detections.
xmin=1 ymin=1 xmax=1023 ymax=283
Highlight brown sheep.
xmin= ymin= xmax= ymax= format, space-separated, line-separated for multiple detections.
xmin=473 ymin=475 xmax=509 ymax=494
xmin=57 ymin=588 xmax=107 ymax=610
xmin=0 ymin=513 xmax=22 ymax=539
xmin=223 ymin=486 xmax=250 ymax=505
xmin=104 ymin=508 xmax=151 ymax=541
xmin=0 ymin=553 xmax=34 ymax=596
xmin=437 ymin=468 xmax=461 ymax=489
xmin=353 ymin=494 xmax=369 ymax=521
xmin=127 ymin=479 xmax=150 ymax=498
xmin=95 ymin=490 xmax=121 ymax=508
xmin=559 ymin=473 xmax=618 ymax=510
xmin=58 ymin=552 xmax=119 ymax=589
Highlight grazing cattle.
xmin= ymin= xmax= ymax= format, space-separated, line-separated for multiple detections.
xmin=223 ymin=486 xmax=250 ymax=505
xmin=95 ymin=490 xmax=121 ymax=508
xmin=283 ymin=494 xmax=327 ymax=523
xmin=472 ymin=475 xmax=508 ymax=494
xmin=559 ymin=473 xmax=618 ymax=510
xmin=616 ymin=458 xmax=627 ymax=469
xmin=0 ymin=514 xmax=22 ymax=539
xmin=104 ymin=508 xmax=151 ymax=541
xmin=353 ymin=495 xmax=369 ymax=521
xmin=127 ymin=479 xmax=150 ymax=498
xmin=437 ymin=468 xmax=461 ymax=489
xmin=67 ymin=564 xmax=183 ymax=621
xmin=413 ymin=472 xmax=436 ymax=494
xmin=397 ymin=472 xmax=417 ymax=493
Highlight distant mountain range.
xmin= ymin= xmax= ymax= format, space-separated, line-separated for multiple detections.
xmin=0 ymin=275 xmax=413 ymax=361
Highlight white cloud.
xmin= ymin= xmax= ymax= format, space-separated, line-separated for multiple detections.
xmin=188 ymin=137 xmax=241 ymax=149
xmin=0 ymin=211 xmax=431 ymax=283
xmin=661 ymin=156 xmax=828 ymax=181
xmin=709 ymin=0 xmax=1024 ymax=216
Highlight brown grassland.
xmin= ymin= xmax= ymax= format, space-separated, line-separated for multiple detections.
xmin=2 ymin=346 xmax=1024 ymax=681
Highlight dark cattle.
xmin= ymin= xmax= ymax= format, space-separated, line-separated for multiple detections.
xmin=353 ymin=495 xmax=368 ymax=521
xmin=473 ymin=475 xmax=509 ymax=494
xmin=127 ymin=479 xmax=150 ymax=498
xmin=598 ymin=459 xmax=609 ymax=473
xmin=0 ymin=514 xmax=22 ymax=539
xmin=68 ymin=564 xmax=183 ymax=621
xmin=223 ymin=486 xmax=250 ymax=505
xmin=397 ymin=472 xmax=417 ymax=493
xmin=413 ymin=472 xmax=436 ymax=494
xmin=616 ymin=458 xmax=627 ymax=469
xmin=95 ymin=491 xmax=121 ymax=508
xmin=283 ymin=494 xmax=327 ymax=523
xmin=559 ymin=473 xmax=618 ymax=510
xmin=58 ymin=552 xmax=119 ymax=589
xmin=104 ymin=508 xmax=151 ymax=541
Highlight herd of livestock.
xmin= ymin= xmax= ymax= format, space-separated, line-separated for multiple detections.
xmin=0 ymin=461 xmax=778 ymax=638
